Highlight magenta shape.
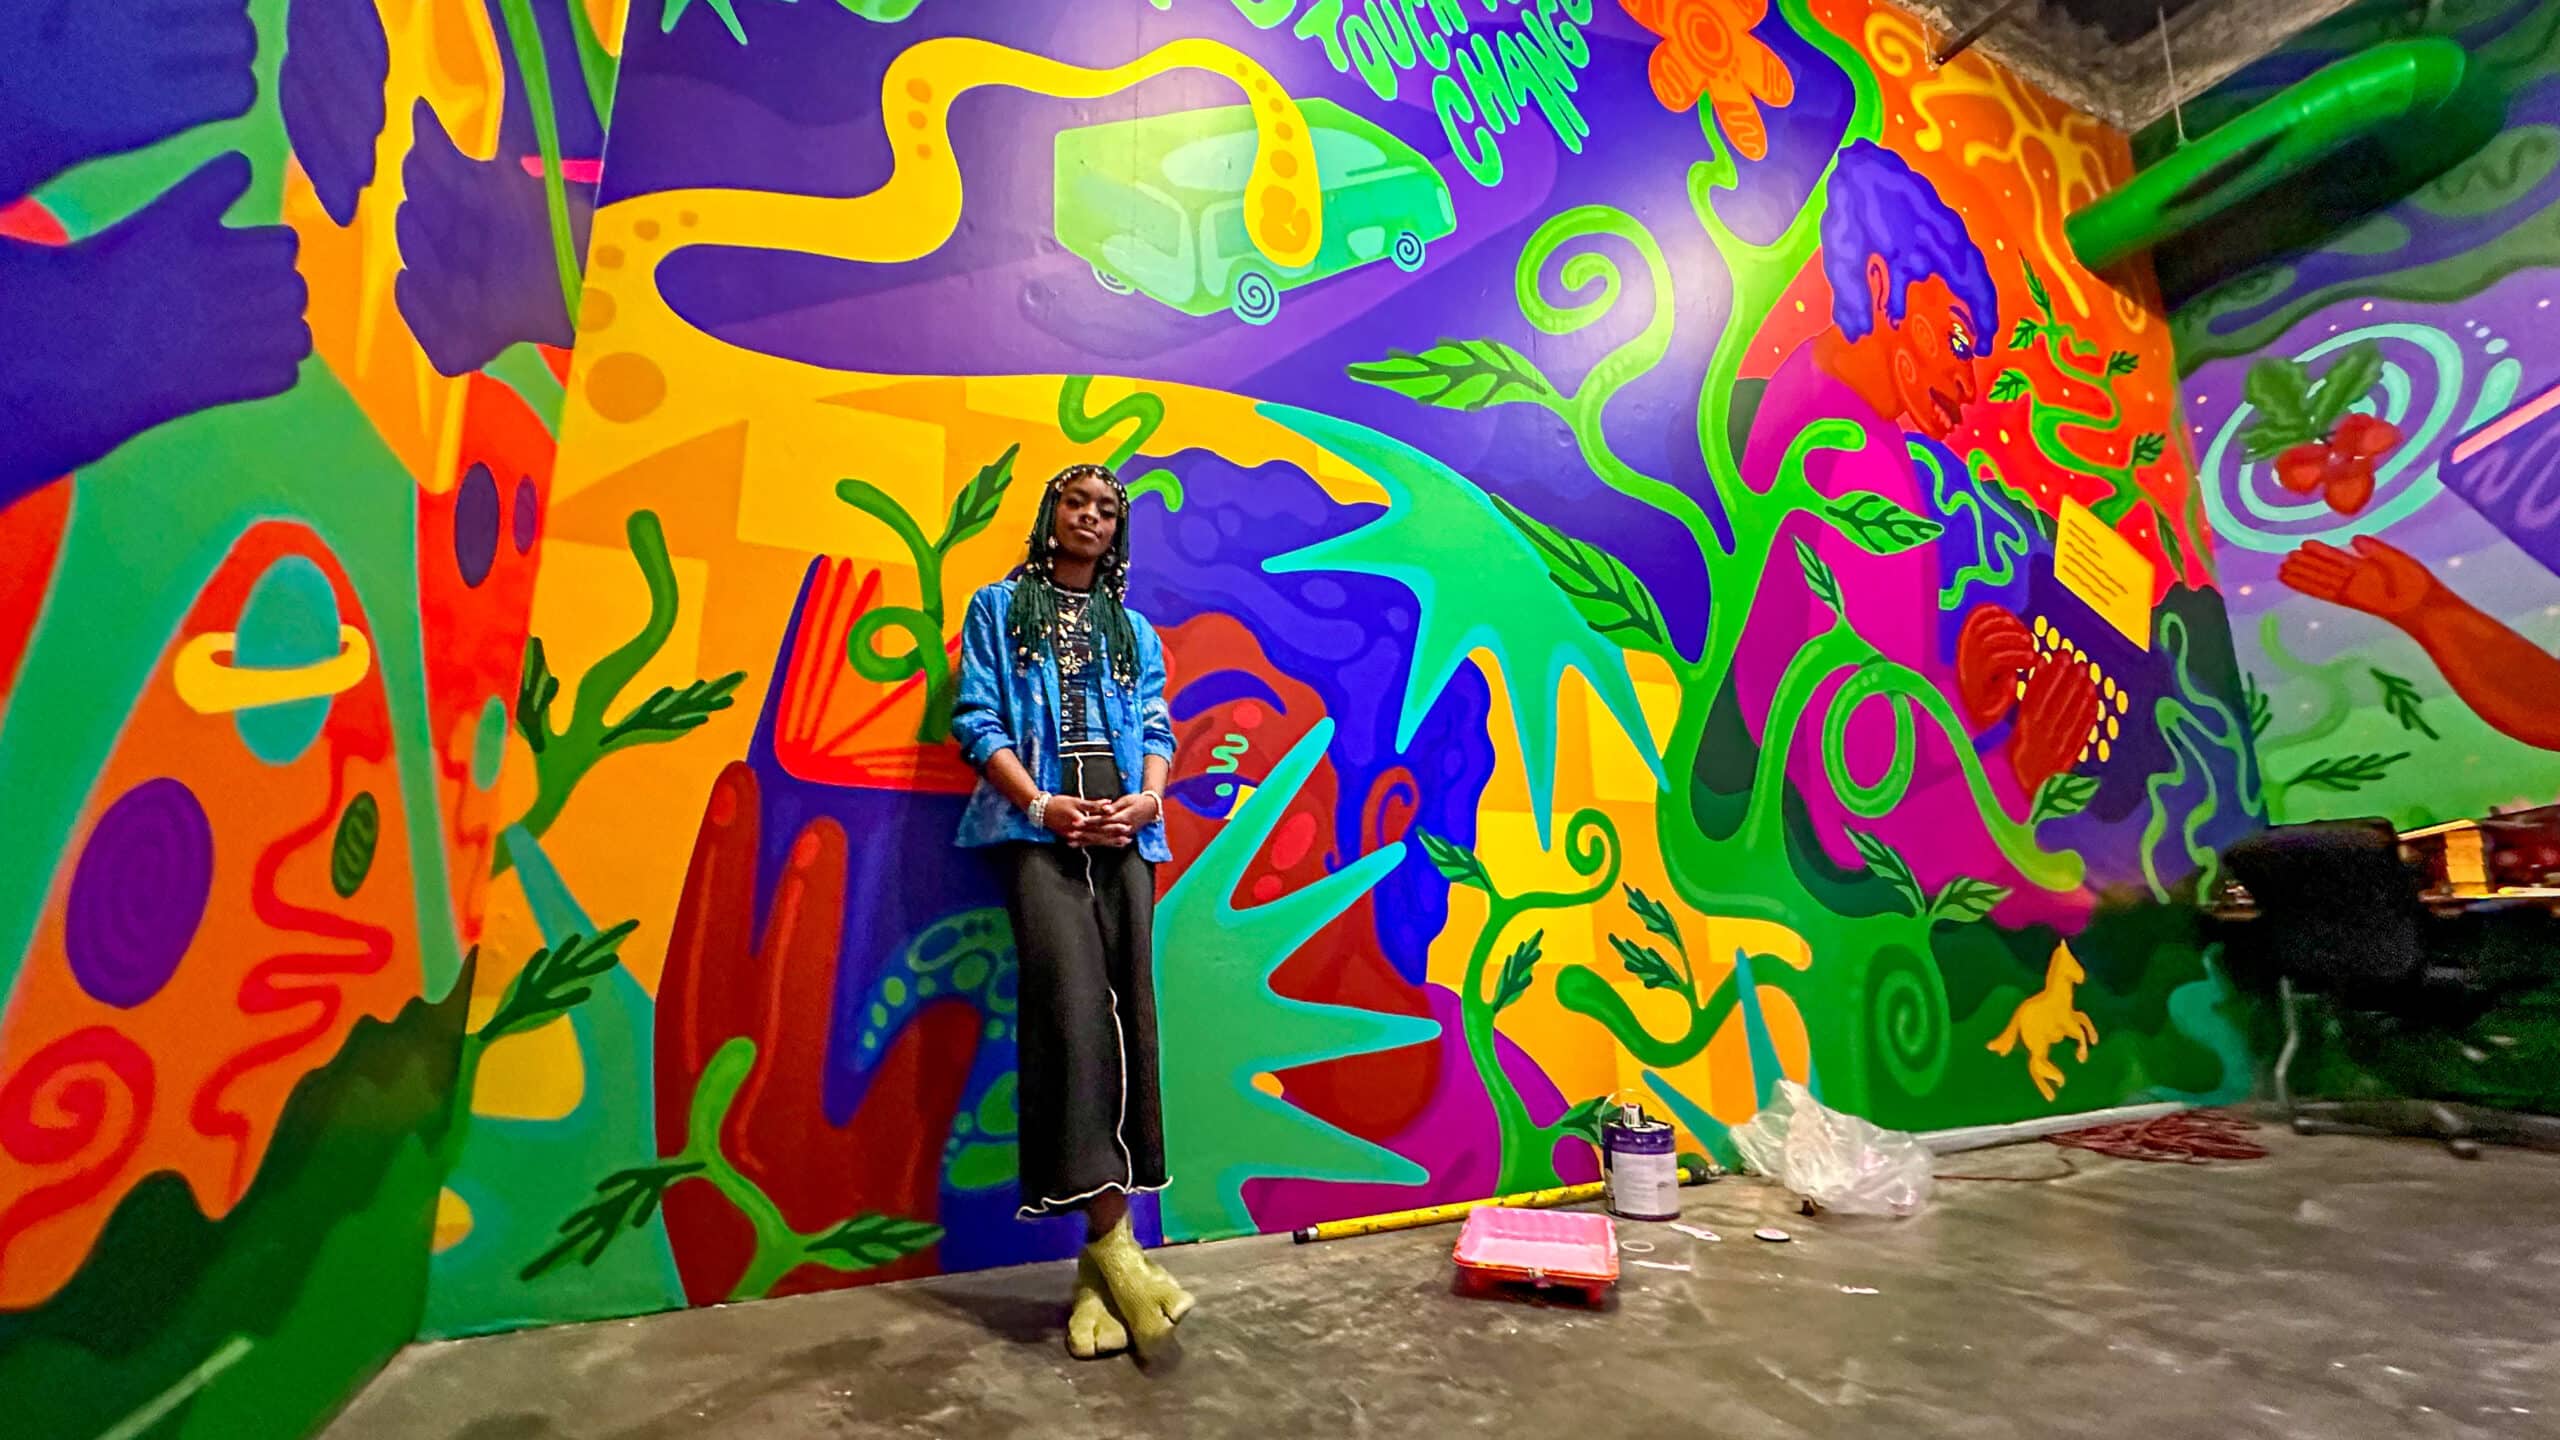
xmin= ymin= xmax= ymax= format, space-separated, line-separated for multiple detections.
xmin=66 ymin=777 xmax=215 ymax=1008
xmin=1240 ymin=985 xmax=1598 ymax=1234
xmin=511 ymin=474 xmax=540 ymax=554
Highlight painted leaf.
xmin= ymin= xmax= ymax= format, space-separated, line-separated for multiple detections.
xmin=1822 ymin=490 xmax=1946 ymax=555
xmin=2023 ymin=262 xmax=2052 ymax=313
xmin=2242 ymin=356 xmax=2317 ymax=455
xmin=1489 ymin=494 xmax=1671 ymax=652
xmin=1989 ymin=368 xmax=2031 ymax=403
xmin=1847 ymin=829 xmax=1925 ymax=915
xmin=2283 ymin=750 xmax=2410 ymax=793
xmin=2309 ymin=342 xmax=2385 ymax=436
xmin=2030 ymin=773 xmax=2099 ymax=825
xmin=1418 ymin=829 xmax=1491 ymax=891
xmin=520 ymin=1160 xmax=708 ymax=1279
xmin=1794 ymin=536 xmax=1842 ymax=614
xmin=481 ymin=919 xmax=642 ymax=1042
xmin=1609 ymin=934 xmax=1685 ymax=993
xmin=2131 ymin=432 xmax=2166 ymax=466
xmin=2369 ymin=666 xmax=2439 ymax=741
xmin=1622 ymin=883 xmax=1684 ymax=956
xmin=1495 ymin=929 xmax=1544 ymax=1011
xmin=516 ymin=637 xmax=559 ymax=752
xmin=1927 ymin=876 xmax=2010 ymax=924
xmin=330 ymin=791 xmax=381 ymax=898
xmin=2244 ymin=672 xmax=2271 ymax=738
xmin=1556 ymin=1096 xmax=1610 ymax=1146
xmin=601 ymin=671 xmax=746 ymax=747
xmin=1345 ymin=338 xmax=1560 ymax=412
xmin=2007 ymin=318 xmax=2040 ymax=351
xmin=934 ymin=443 xmax=1020 ymax=553
xmin=2105 ymin=350 xmax=2139 ymax=377
xmin=804 ymin=1212 xmax=946 ymax=1269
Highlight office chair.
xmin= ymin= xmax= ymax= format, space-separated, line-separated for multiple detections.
xmin=2218 ymin=819 xmax=2560 ymax=1158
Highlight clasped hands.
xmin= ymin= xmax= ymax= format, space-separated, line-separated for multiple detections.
xmin=1040 ymin=793 xmax=1158 ymax=848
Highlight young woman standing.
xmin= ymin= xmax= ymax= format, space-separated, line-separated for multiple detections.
xmin=949 ymin=462 xmax=1194 ymax=1359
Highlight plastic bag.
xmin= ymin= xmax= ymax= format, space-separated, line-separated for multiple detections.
xmin=1729 ymin=1080 xmax=1933 ymax=1217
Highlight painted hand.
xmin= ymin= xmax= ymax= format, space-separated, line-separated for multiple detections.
xmin=394 ymin=100 xmax=585 ymax=377
xmin=0 ymin=154 xmax=309 ymax=505
xmin=2278 ymin=534 xmax=2436 ymax=622
xmin=278 ymin=0 xmax=392 ymax=225
xmin=0 ymin=0 xmax=257 ymax=201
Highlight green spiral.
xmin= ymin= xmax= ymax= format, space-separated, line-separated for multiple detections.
xmin=1866 ymin=940 xmax=1950 ymax=1098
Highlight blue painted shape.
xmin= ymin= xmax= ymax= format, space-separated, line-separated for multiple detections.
xmin=0 ymin=0 xmax=260 ymax=201
xmin=278 ymin=0 xmax=389 ymax=224
xmin=2441 ymin=376 xmax=2560 ymax=581
xmin=0 ymin=152 xmax=312 ymax=504
xmin=231 ymin=552 xmax=342 ymax=764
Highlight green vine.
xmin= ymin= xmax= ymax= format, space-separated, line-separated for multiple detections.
xmin=1989 ymin=262 xmax=2195 ymax=579
xmin=2140 ymin=612 xmax=2265 ymax=901
xmin=1422 ymin=811 xmax=1624 ymax=1194
xmin=498 ymin=511 xmax=744 ymax=873
xmin=522 ymin=1038 xmax=943 ymax=1298
xmin=495 ymin=0 xmax=581 ymax=323
xmin=835 ymin=444 xmax=1020 ymax=741
xmin=1057 ymin=374 xmax=1166 ymax=471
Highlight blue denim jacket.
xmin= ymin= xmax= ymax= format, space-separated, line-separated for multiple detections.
xmin=950 ymin=579 xmax=1175 ymax=862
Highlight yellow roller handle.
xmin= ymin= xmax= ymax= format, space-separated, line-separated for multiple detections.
xmin=1288 ymin=1167 xmax=1710 ymax=1244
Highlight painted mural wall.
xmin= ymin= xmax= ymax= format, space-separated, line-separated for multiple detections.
xmin=2175 ymin=0 xmax=2560 ymax=829
xmin=432 ymin=0 xmax=2259 ymax=1327
xmin=1 ymin=0 xmax=2261 ymax=1432
xmin=2170 ymin=0 xmax=2560 ymax=1111
xmin=0 ymin=0 xmax=621 ymax=1435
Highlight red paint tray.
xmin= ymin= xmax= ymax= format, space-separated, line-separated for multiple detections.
xmin=1452 ymin=1206 xmax=1618 ymax=1303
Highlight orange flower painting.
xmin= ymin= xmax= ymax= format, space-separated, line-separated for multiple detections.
xmin=1620 ymin=0 xmax=1799 ymax=157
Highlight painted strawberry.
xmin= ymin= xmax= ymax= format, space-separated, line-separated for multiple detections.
xmin=2241 ymin=342 xmax=2401 ymax=517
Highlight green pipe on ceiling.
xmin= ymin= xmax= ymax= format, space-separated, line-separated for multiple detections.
xmin=2067 ymin=37 xmax=2501 ymax=274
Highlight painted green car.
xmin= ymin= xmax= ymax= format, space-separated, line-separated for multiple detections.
xmin=1053 ymin=98 xmax=1457 ymax=326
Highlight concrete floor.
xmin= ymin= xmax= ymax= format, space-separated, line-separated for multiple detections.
xmin=334 ymin=1129 xmax=2560 ymax=1439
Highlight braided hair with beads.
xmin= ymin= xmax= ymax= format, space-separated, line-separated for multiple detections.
xmin=1007 ymin=462 xmax=1140 ymax=684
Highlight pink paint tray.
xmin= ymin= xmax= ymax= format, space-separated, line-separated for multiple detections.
xmin=1452 ymin=1206 xmax=1618 ymax=1301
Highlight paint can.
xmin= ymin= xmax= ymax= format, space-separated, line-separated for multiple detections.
xmin=1603 ymin=1104 xmax=1680 ymax=1221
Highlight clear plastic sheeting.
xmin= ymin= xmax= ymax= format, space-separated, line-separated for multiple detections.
xmin=1730 ymin=1081 xmax=1934 ymax=1218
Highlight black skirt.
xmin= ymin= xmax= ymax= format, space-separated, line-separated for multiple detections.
xmin=995 ymin=750 xmax=1169 ymax=1219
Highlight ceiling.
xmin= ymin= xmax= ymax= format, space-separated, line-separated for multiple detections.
xmin=1887 ymin=0 xmax=2366 ymax=130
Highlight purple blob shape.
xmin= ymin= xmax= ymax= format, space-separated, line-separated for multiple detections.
xmin=454 ymin=461 xmax=499 ymax=587
xmin=278 ymin=0 xmax=390 ymax=226
xmin=511 ymin=474 xmax=539 ymax=554
xmin=66 ymin=777 xmax=215 ymax=1008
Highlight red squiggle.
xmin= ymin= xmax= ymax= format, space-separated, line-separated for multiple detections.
xmin=0 ymin=1026 xmax=154 ymax=1276
xmin=190 ymin=737 xmax=397 ymax=1201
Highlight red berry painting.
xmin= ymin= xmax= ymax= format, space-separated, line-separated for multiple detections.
xmin=2240 ymin=342 xmax=2399 ymax=517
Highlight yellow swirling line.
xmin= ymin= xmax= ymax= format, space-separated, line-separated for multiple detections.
xmin=605 ymin=36 xmax=1323 ymax=281
xmin=1866 ymin=7 xmax=2123 ymax=325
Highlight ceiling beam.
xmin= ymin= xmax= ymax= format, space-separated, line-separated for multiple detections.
xmin=1883 ymin=0 xmax=2367 ymax=132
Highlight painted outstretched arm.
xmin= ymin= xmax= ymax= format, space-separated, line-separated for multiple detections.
xmin=2281 ymin=534 xmax=2560 ymax=750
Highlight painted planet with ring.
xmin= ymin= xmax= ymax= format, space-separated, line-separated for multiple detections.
xmin=231 ymin=555 xmax=347 ymax=764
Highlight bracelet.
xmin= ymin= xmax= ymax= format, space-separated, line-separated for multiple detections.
xmin=1140 ymin=790 xmax=1163 ymax=821
xmin=1028 ymin=791 xmax=1051 ymax=829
